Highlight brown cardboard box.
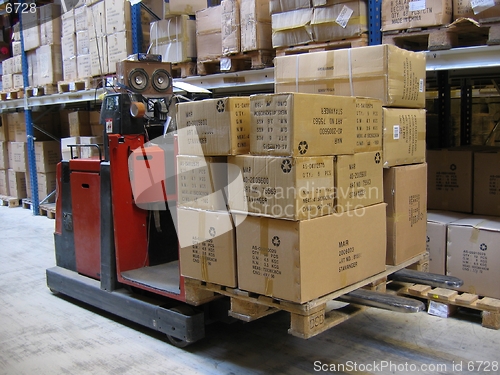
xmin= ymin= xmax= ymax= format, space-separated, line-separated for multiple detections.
xmin=69 ymin=111 xmax=92 ymax=136
xmin=0 ymin=142 xmax=8 ymax=169
xmin=0 ymin=114 xmax=9 ymax=142
xmin=383 ymin=108 xmax=426 ymax=168
xmin=271 ymin=9 xmax=314 ymax=48
xmin=90 ymin=37 xmax=109 ymax=76
xmin=250 ymin=93 xmax=357 ymax=156
xmin=381 ymin=0 xmax=452 ymax=31
xmin=107 ymin=32 xmax=133 ymax=74
xmin=8 ymin=169 xmax=27 ymax=198
xmin=77 ymin=30 xmax=90 ymax=55
xmin=37 ymin=45 xmax=63 ymax=85
xmin=12 ymin=55 xmax=22 ymax=73
xmin=27 ymin=51 xmax=39 ymax=87
xmin=61 ymin=137 xmax=80 ymax=160
xmin=2 ymin=75 xmax=13 ymax=91
xmin=311 ymin=1 xmax=368 ymax=42
xmin=6 ymin=113 xmax=21 ymax=141
xmin=61 ymin=34 xmax=77 ymax=61
xmin=176 ymin=97 xmax=250 ymax=156
xmin=384 ymin=163 xmax=427 ymax=265
xmin=77 ymin=54 xmax=92 ymax=79
xmin=474 ymin=150 xmax=500 ymax=216
xmin=63 ymin=57 xmax=78 ymax=82
xmin=270 ymin=0 xmax=311 ymax=14
xmin=150 ymin=17 xmax=197 ymax=64
xmin=227 ymin=155 xmax=335 ymax=220
xmin=274 ymin=45 xmax=426 ymax=108
xmin=426 ymin=210 xmax=470 ymax=275
xmin=355 ymin=98 xmax=383 ymax=153
xmin=10 ymin=142 xmax=27 ymax=173
xmin=240 ymin=0 xmax=272 ymax=52
xmin=178 ymin=208 xmax=237 ymax=287
xmin=37 ymin=172 xmax=57 ymax=200
xmin=427 ymin=149 xmax=473 ymax=213
xmin=0 ymin=170 xmax=8 ymax=196
xmin=447 ymin=216 xmax=500 ymax=299
xmin=23 ymin=10 xmax=40 ymax=51
xmin=15 ymin=113 xmax=59 ymax=142
xmin=105 ymin=0 xmax=132 ymax=34
xmin=177 ymin=155 xmax=228 ymax=211
xmin=169 ymin=0 xmax=208 ymax=15
xmin=335 ymin=151 xmax=383 ymax=212
xmin=62 ymin=9 xmax=75 ymax=36
xmin=12 ymin=41 xmax=22 ymax=56
xmin=35 ymin=141 xmax=61 ymax=173
xmin=222 ymin=0 xmax=241 ymax=55
xmin=80 ymin=136 xmax=103 ymax=158
xmin=87 ymin=1 xmax=106 ymax=37
xmin=453 ymin=0 xmax=500 ymax=23
xmin=196 ymin=6 xmax=223 ymax=61
xmin=89 ymin=111 xmax=102 ymax=136
xmin=13 ymin=74 xmax=24 ymax=90
xmin=235 ymin=203 xmax=387 ymax=303
xmin=40 ymin=19 xmax=62 ymax=46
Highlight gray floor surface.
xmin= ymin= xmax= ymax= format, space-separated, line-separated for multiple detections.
xmin=0 ymin=205 xmax=499 ymax=375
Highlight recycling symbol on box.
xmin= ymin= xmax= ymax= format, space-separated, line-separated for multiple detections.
xmin=298 ymin=141 xmax=309 ymax=155
xmin=281 ymin=159 xmax=292 ymax=174
xmin=209 ymin=227 xmax=216 ymax=237
xmin=480 ymin=243 xmax=487 ymax=251
xmin=272 ymin=236 xmax=281 ymax=247
xmin=374 ymin=152 xmax=381 ymax=164
xmin=450 ymin=164 xmax=457 ymax=171
xmin=216 ymin=100 xmax=225 ymax=113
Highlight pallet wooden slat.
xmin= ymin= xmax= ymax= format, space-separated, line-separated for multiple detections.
xmin=275 ymin=35 xmax=368 ymax=57
xmin=197 ymin=50 xmax=274 ymax=76
xmin=0 ymin=195 xmax=21 ymax=208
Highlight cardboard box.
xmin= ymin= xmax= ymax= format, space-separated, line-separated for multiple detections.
xmin=169 ymin=0 xmax=208 ymax=15
xmin=381 ymin=0 xmax=452 ymax=31
xmin=2 ymin=75 xmax=13 ymax=91
xmin=77 ymin=54 xmax=92 ymax=79
xmin=39 ymin=3 xmax=61 ymax=21
xmin=37 ymin=45 xmax=63 ymax=85
xmin=61 ymin=137 xmax=80 ymax=160
xmin=176 ymin=97 xmax=251 ymax=156
xmin=14 ymin=114 xmax=59 ymax=143
xmin=0 ymin=142 xmax=8 ymax=169
xmin=77 ymin=30 xmax=90 ymax=55
xmin=426 ymin=210 xmax=470 ymax=275
xmin=384 ymin=163 xmax=427 ymax=265
xmin=89 ymin=111 xmax=102 ymax=136
xmin=335 ymin=151 xmax=384 ymax=212
xmin=23 ymin=12 xmax=40 ymax=51
xmin=453 ymin=0 xmax=500 ymax=23
xmin=13 ymin=74 xmax=24 ymax=90
xmin=427 ymin=149 xmax=473 ymax=213
xmin=474 ymin=150 xmax=500 ymax=216
xmin=63 ymin=57 xmax=78 ymax=82
xmin=0 ymin=114 xmax=9 ymax=142
xmin=250 ymin=93 xmax=357 ymax=156
xmin=0 ymin=170 xmax=8 ymax=196
xmin=90 ymin=37 xmax=109 ymax=76
xmin=86 ymin=1 xmax=106 ymax=37
xmin=40 ymin=19 xmax=62 ymax=46
xmin=8 ymin=169 xmax=27 ymax=198
xmin=270 ymin=0 xmax=311 ymax=14
xmin=355 ymin=98 xmax=383 ymax=153
xmin=271 ymin=9 xmax=314 ymax=48
xmin=68 ymin=111 xmax=92 ymax=136
xmin=235 ymin=203 xmax=387 ymax=303
xmin=311 ymin=1 xmax=368 ymax=42
xmin=177 ymin=155 xmax=228 ymax=211
xmin=27 ymin=51 xmax=39 ymax=87
xmin=61 ymin=9 xmax=76 ymax=36
xmin=227 ymin=155 xmax=335 ymax=220
xmin=447 ymin=216 xmax=500 ymax=299
xmin=12 ymin=55 xmax=23 ymax=73
xmin=61 ymin=34 xmax=77 ymax=61
xmin=150 ymin=17 xmax=197 ymax=64
xmin=80 ymin=136 xmax=103 ymax=158
xmin=222 ymin=0 xmax=241 ymax=55
xmin=37 ymin=172 xmax=57 ymax=200
xmin=10 ymin=142 xmax=27 ymax=173
xmin=107 ymin=32 xmax=133 ymax=74
xmin=274 ymin=44 xmax=427 ymax=108
xmin=178 ymin=208 xmax=237 ymax=287
xmin=2 ymin=58 xmax=13 ymax=75
xmin=12 ymin=41 xmax=22 ymax=56
xmin=35 ymin=141 xmax=61 ymax=173
xmin=5 ymin=114 xmax=20 ymax=141
xmin=240 ymin=0 xmax=273 ymax=52
xmin=196 ymin=6 xmax=223 ymax=61
xmin=383 ymin=108 xmax=426 ymax=167
xmin=105 ymin=0 xmax=131 ymax=34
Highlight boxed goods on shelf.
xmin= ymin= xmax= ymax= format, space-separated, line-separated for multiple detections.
xmin=453 ymin=0 xmax=500 ymax=23
xmin=69 ymin=111 xmax=93 ymax=137
xmin=249 ymin=93 xmax=359 ymax=156
xmin=234 ymin=203 xmax=387 ymax=303
xmin=61 ymin=34 xmax=77 ymax=61
xmin=196 ymin=5 xmax=223 ymax=62
xmin=63 ymin=58 xmax=78 ymax=82
xmin=447 ymin=216 xmax=500 ymax=299
xmin=13 ymin=75 xmax=24 ymax=90
xmin=222 ymin=0 xmax=241 ymax=55
xmin=37 ymin=172 xmax=57 ymax=200
xmin=23 ymin=9 xmax=40 ymax=51
xmin=2 ymin=75 xmax=13 ymax=91
xmin=39 ymin=4 xmax=62 ymax=46
xmin=80 ymin=136 xmax=103 ymax=158
xmin=227 ymin=155 xmax=335 ymax=220
xmin=12 ymin=55 xmax=22 ymax=74
xmin=0 ymin=170 xmax=8 ymax=196
xmin=426 ymin=210 xmax=470 ymax=275
xmin=384 ymin=163 xmax=427 ymax=265
xmin=90 ymin=37 xmax=109 ymax=76
xmin=0 ymin=142 xmax=8 ymax=169
xmin=107 ymin=32 xmax=133 ymax=74
xmin=61 ymin=137 xmax=80 ymax=160
xmin=177 ymin=155 xmax=228 ymax=211
xmin=382 ymin=108 xmax=426 ymax=168
xmin=36 ymin=45 xmax=63 ymax=85
xmin=149 ymin=17 xmax=197 ymax=64
xmin=381 ymin=0 xmax=452 ymax=32
xmin=271 ymin=8 xmax=314 ymax=48
xmin=61 ymin=9 xmax=75 ymax=36
xmin=77 ymin=55 xmax=92 ymax=79
xmin=7 ymin=169 xmax=27 ymax=198
xmin=87 ymin=1 xmax=106 ymax=38
xmin=9 ymin=142 xmax=27 ymax=173
xmin=76 ymin=31 xmax=90 ymax=55
xmin=35 ymin=141 xmax=62 ymax=173
xmin=270 ymin=0 xmax=311 ymax=14
xmin=12 ymin=42 xmax=22 ymax=57
xmin=105 ymin=0 xmax=132 ymax=34
xmin=2 ymin=58 xmax=13 ymax=75
xmin=0 ymin=116 xmax=8 ymax=142
xmin=178 ymin=207 xmax=237 ymax=287
xmin=169 ymin=0 xmax=210 ymax=15
xmin=176 ymin=97 xmax=251 ymax=156
xmin=473 ymin=150 xmax=500 ymax=216
xmin=274 ymin=44 xmax=426 ymax=108
xmin=240 ymin=0 xmax=273 ymax=52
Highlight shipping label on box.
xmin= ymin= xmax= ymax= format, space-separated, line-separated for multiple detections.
xmin=474 ymin=151 xmax=500 ymax=216
xmin=177 ymin=155 xmax=228 ymax=211
xmin=381 ymin=0 xmax=452 ymax=31
xmin=271 ymin=8 xmax=314 ymax=48
xmin=8 ymin=169 xmax=26 ymax=198
xmin=426 ymin=210 xmax=470 ymax=275
xmin=177 ymin=97 xmax=251 ymax=156
xmin=427 ymin=149 xmax=473 ymax=213
xmin=383 ymin=108 xmax=426 ymax=167
xmin=453 ymin=0 xmax=500 ymax=23
xmin=384 ymin=163 xmax=427 ymax=265
xmin=35 ymin=141 xmax=61 ymax=173
xmin=0 ymin=141 xmax=8 ymax=169
xmin=355 ymin=98 xmax=382 ymax=153
xmin=250 ymin=93 xmax=357 ymax=156
xmin=228 ymin=155 xmax=335 ymax=220
xmin=0 ymin=170 xmax=8 ymax=195
xmin=240 ymin=0 xmax=272 ymax=52
xmin=447 ymin=216 xmax=500 ymax=299
xmin=235 ymin=203 xmax=387 ymax=303
xmin=222 ymin=0 xmax=241 ymax=55
xmin=10 ymin=142 xmax=27 ymax=173
xmin=178 ymin=208 xmax=237 ymax=287
xmin=335 ymin=151 xmax=383 ymax=212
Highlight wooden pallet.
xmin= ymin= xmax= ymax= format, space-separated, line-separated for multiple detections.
xmin=57 ymin=76 xmax=107 ymax=94
xmin=0 ymin=195 xmax=21 ymax=208
xmin=25 ymin=84 xmax=58 ymax=97
xmin=0 ymin=89 xmax=24 ymax=100
xmin=39 ymin=203 xmax=56 ymax=219
xmin=171 ymin=61 xmax=197 ymax=78
xmin=197 ymin=50 xmax=274 ymax=76
xmin=383 ymin=19 xmax=500 ymax=51
xmin=185 ymin=253 xmax=426 ymax=339
xmin=396 ymin=283 xmax=500 ymax=329
xmin=275 ymin=35 xmax=369 ymax=57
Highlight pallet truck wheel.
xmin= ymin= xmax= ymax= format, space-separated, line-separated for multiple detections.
xmin=166 ymin=305 xmax=198 ymax=348
xmin=49 ymin=288 xmax=59 ymax=295
xmin=166 ymin=334 xmax=191 ymax=348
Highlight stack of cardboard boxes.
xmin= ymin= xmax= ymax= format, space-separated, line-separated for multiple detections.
xmin=60 ymin=111 xmax=102 ymax=160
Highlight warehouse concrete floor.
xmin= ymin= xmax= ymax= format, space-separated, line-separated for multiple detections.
xmin=1 ymin=205 xmax=499 ymax=375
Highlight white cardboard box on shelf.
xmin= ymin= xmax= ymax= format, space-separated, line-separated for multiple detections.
xmin=149 ymin=17 xmax=197 ymax=64
xmin=240 ymin=0 xmax=272 ymax=52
